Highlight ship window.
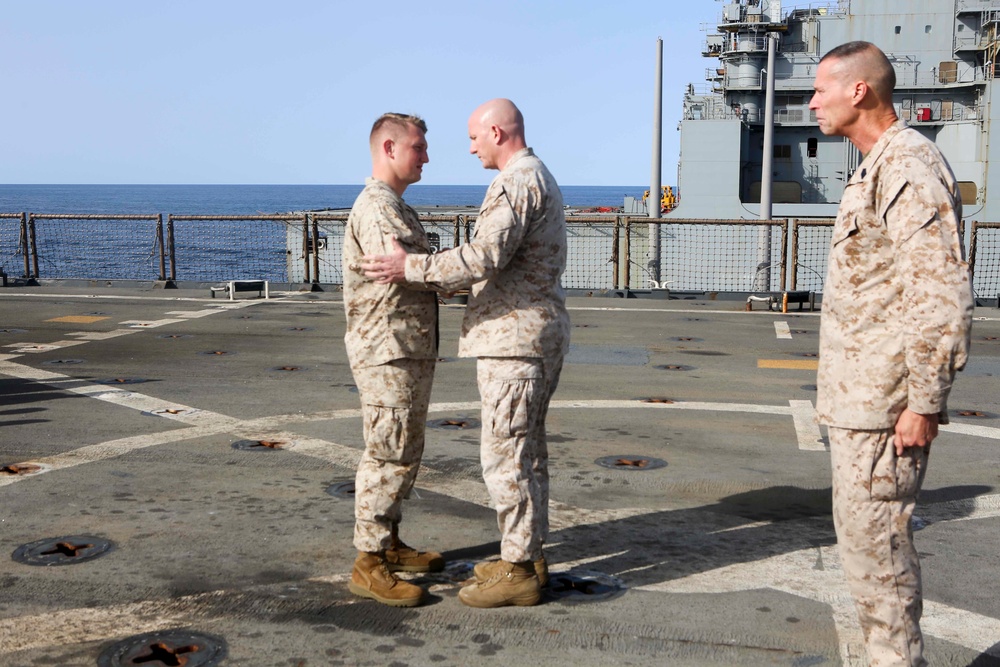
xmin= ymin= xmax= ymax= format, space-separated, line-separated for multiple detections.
xmin=925 ymin=25 xmax=932 ymax=34
xmin=747 ymin=181 xmax=803 ymax=203
xmin=958 ymin=24 xmax=965 ymax=32
xmin=773 ymin=145 xmax=792 ymax=160
xmin=807 ymin=138 xmax=818 ymax=158
xmin=775 ymin=95 xmax=804 ymax=105
xmin=895 ymin=26 xmax=901 ymax=34
xmin=958 ymin=181 xmax=978 ymax=205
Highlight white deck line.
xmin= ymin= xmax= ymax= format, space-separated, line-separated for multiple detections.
xmin=789 ymin=399 xmax=827 ymax=451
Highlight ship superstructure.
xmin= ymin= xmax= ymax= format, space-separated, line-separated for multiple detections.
xmin=673 ymin=0 xmax=1000 ymax=221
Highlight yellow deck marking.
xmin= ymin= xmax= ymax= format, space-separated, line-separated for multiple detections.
xmin=758 ymin=358 xmax=819 ymax=370
xmin=45 ymin=315 xmax=109 ymax=324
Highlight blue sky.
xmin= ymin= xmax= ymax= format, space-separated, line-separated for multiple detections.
xmin=1 ymin=1 xmax=721 ymax=186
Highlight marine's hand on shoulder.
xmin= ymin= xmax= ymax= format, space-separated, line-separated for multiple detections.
xmin=361 ymin=236 xmax=407 ymax=284
xmin=893 ymin=408 xmax=939 ymax=454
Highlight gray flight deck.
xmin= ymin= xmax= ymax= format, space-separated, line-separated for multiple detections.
xmin=1 ymin=285 xmax=998 ymax=666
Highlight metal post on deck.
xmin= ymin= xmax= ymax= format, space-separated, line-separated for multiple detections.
xmin=753 ymin=31 xmax=778 ymax=292
xmin=166 ymin=215 xmax=177 ymax=282
xmin=649 ymin=37 xmax=663 ymax=285
xmin=612 ymin=217 xmax=621 ymax=289
xmin=154 ymin=214 xmax=176 ymax=288
xmin=623 ymin=217 xmax=632 ymax=290
xmin=301 ymin=218 xmax=311 ymax=285
xmin=27 ymin=213 xmax=40 ymax=283
xmin=19 ymin=213 xmax=31 ymax=282
xmin=310 ymin=213 xmax=323 ymax=291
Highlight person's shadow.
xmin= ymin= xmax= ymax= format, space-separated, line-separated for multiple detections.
xmin=438 ymin=482 xmax=997 ymax=663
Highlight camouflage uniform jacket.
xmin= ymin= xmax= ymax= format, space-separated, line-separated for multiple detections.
xmin=402 ymin=148 xmax=570 ymax=359
xmin=816 ymin=120 xmax=973 ymax=429
xmin=343 ymin=177 xmax=437 ymax=369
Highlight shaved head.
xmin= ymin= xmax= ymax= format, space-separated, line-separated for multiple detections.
xmin=820 ymin=41 xmax=896 ymax=103
xmin=472 ymin=98 xmax=524 ymax=141
xmin=467 ymin=98 xmax=528 ymax=171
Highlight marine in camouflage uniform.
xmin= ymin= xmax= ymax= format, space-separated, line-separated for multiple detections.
xmin=343 ymin=114 xmax=443 ymax=608
xmin=344 ymin=177 xmax=438 ymax=555
xmin=364 ymin=99 xmax=570 ymax=607
xmin=404 ymin=146 xmax=570 ymax=568
xmin=812 ymin=43 xmax=973 ymax=666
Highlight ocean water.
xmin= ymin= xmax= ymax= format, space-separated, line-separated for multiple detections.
xmin=0 ymin=184 xmax=645 ymax=215
xmin=0 ymin=184 xmax=647 ymax=284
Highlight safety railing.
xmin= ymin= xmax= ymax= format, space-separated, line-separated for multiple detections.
xmin=27 ymin=214 xmax=164 ymax=281
xmin=790 ymin=219 xmax=833 ymax=292
xmin=299 ymin=213 xmax=473 ymax=285
xmin=563 ymin=217 xmax=620 ymax=291
xmin=0 ymin=212 xmax=29 ymax=280
xmin=166 ymin=214 xmax=305 ymax=283
xmin=1 ymin=212 xmax=995 ymax=302
xmin=623 ymin=218 xmax=787 ymax=292
xmin=970 ymin=221 xmax=1000 ymax=302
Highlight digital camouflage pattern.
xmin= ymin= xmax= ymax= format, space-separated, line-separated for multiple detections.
xmin=343 ymin=177 xmax=438 ymax=370
xmin=829 ymin=427 xmax=928 ymax=667
xmin=352 ymin=358 xmax=434 ymax=553
xmin=399 ymin=148 xmax=569 ymax=563
xmin=478 ymin=355 xmax=562 ymax=562
xmin=402 ymin=148 xmax=571 ymax=360
xmin=343 ymin=178 xmax=438 ymax=553
xmin=817 ymin=120 xmax=973 ymax=429
xmin=818 ymin=120 xmax=973 ymax=667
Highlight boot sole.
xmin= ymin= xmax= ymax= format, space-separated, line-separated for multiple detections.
xmin=385 ymin=562 xmax=445 ymax=573
xmin=348 ymin=581 xmax=423 ymax=607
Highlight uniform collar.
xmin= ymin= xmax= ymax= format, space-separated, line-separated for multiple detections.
xmin=365 ymin=176 xmax=404 ymax=201
xmin=504 ymin=147 xmax=535 ymax=169
xmin=851 ymin=120 xmax=907 ymax=183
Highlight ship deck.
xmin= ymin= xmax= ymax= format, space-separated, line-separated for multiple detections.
xmin=1 ymin=285 xmax=999 ymax=666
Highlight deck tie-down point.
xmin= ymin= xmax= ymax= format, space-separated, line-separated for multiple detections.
xmin=12 ymin=535 xmax=115 ymax=566
xmin=544 ymin=570 xmax=626 ymax=604
xmin=232 ymin=439 xmax=288 ymax=451
xmin=595 ymin=455 xmax=667 ymax=471
xmin=326 ymin=481 xmax=356 ymax=499
xmin=98 ymin=629 xmax=227 ymax=667
xmin=428 ymin=417 xmax=481 ymax=430
xmin=1 ymin=463 xmax=42 ymax=475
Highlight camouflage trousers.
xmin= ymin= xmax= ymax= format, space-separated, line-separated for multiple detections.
xmin=830 ymin=427 xmax=929 ymax=667
xmin=477 ymin=355 xmax=563 ymax=563
xmin=352 ymin=358 xmax=435 ymax=553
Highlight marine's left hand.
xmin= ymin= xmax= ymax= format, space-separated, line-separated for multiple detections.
xmin=893 ymin=408 xmax=939 ymax=455
xmin=361 ymin=236 xmax=407 ymax=284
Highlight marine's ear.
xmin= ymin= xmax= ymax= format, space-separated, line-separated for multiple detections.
xmin=851 ymin=79 xmax=869 ymax=107
xmin=382 ymin=138 xmax=395 ymax=159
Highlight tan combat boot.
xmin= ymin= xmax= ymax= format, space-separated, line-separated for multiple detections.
xmin=473 ymin=554 xmax=549 ymax=587
xmin=385 ymin=539 xmax=445 ymax=573
xmin=348 ymin=552 xmax=424 ymax=607
xmin=459 ymin=559 xmax=541 ymax=608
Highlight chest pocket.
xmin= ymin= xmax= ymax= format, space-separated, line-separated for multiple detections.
xmin=832 ymin=177 xmax=871 ymax=246
xmin=831 ymin=215 xmax=859 ymax=246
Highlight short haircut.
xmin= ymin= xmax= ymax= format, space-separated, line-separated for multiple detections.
xmin=821 ymin=41 xmax=896 ymax=99
xmin=369 ymin=113 xmax=427 ymax=150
